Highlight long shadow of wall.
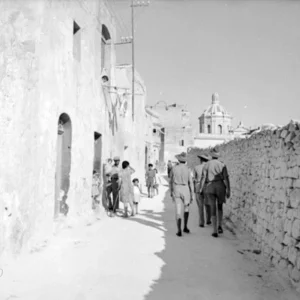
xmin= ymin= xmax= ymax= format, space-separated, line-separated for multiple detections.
xmin=139 ymin=175 xmax=272 ymax=299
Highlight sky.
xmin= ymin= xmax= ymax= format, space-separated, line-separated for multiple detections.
xmin=110 ymin=0 xmax=300 ymax=130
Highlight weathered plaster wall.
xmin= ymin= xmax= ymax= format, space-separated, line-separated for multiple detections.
xmin=113 ymin=65 xmax=148 ymax=183
xmin=0 ymin=0 xmax=130 ymax=257
xmin=188 ymin=120 xmax=300 ymax=287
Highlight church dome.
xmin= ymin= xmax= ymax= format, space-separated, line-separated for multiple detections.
xmin=202 ymin=93 xmax=231 ymax=117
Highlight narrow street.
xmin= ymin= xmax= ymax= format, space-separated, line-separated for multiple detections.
xmin=0 ymin=177 xmax=299 ymax=300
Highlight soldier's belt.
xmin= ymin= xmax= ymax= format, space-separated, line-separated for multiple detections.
xmin=206 ymin=179 xmax=223 ymax=183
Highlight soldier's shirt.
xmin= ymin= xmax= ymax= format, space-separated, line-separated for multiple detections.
xmin=194 ymin=163 xmax=206 ymax=193
xmin=171 ymin=163 xmax=192 ymax=186
xmin=201 ymin=159 xmax=228 ymax=183
xmin=170 ymin=163 xmax=194 ymax=204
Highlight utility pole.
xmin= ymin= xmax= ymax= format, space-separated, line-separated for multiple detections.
xmin=131 ymin=0 xmax=150 ymax=121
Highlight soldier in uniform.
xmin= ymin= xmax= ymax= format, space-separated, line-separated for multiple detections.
xmin=106 ymin=156 xmax=121 ymax=214
xmin=200 ymin=149 xmax=230 ymax=238
xmin=193 ymin=153 xmax=211 ymax=227
xmin=169 ymin=152 xmax=194 ymax=237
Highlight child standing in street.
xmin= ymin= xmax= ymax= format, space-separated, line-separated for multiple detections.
xmin=145 ymin=164 xmax=156 ymax=198
xmin=153 ymin=168 xmax=161 ymax=196
xmin=92 ymin=170 xmax=101 ymax=210
xmin=132 ymin=178 xmax=142 ymax=215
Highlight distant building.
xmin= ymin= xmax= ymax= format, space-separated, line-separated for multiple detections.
xmin=233 ymin=121 xmax=250 ymax=138
xmin=147 ymin=102 xmax=194 ymax=161
xmin=145 ymin=107 xmax=165 ymax=172
xmin=194 ymin=93 xmax=234 ymax=148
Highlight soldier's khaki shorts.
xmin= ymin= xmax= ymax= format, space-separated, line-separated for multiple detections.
xmin=173 ymin=185 xmax=191 ymax=206
xmin=205 ymin=181 xmax=226 ymax=205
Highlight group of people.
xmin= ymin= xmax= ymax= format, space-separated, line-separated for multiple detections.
xmin=91 ymin=156 xmax=162 ymax=218
xmin=91 ymin=157 xmax=141 ymax=218
xmin=169 ymin=148 xmax=230 ymax=238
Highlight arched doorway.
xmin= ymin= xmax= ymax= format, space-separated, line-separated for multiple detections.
xmin=54 ymin=113 xmax=72 ymax=217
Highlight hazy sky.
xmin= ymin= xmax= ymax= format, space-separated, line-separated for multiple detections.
xmin=111 ymin=0 xmax=300 ymax=129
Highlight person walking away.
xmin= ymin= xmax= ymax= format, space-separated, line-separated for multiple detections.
xmin=194 ymin=154 xmax=211 ymax=227
xmin=106 ymin=156 xmax=121 ymax=214
xmin=167 ymin=160 xmax=173 ymax=178
xmin=119 ymin=161 xmax=135 ymax=218
xmin=132 ymin=178 xmax=142 ymax=215
xmin=104 ymin=159 xmax=113 ymax=211
xmin=145 ymin=164 xmax=156 ymax=198
xmin=199 ymin=149 xmax=230 ymax=238
xmin=169 ymin=152 xmax=194 ymax=237
xmin=153 ymin=168 xmax=161 ymax=196
xmin=92 ymin=170 xmax=101 ymax=210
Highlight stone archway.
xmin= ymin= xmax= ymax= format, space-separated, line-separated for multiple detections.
xmin=54 ymin=113 xmax=72 ymax=217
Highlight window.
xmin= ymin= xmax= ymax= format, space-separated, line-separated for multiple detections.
xmin=73 ymin=21 xmax=81 ymax=61
xmin=207 ymin=125 xmax=211 ymax=134
xmin=179 ymin=140 xmax=184 ymax=146
xmin=218 ymin=125 xmax=222 ymax=134
xmin=101 ymin=24 xmax=111 ymax=71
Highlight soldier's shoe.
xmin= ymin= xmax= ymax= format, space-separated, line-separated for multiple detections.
xmin=183 ymin=227 xmax=190 ymax=233
xmin=176 ymin=231 xmax=182 ymax=237
xmin=218 ymin=226 xmax=223 ymax=234
xmin=206 ymin=221 xmax=212 ymax=225
xmin=212 ymin=233 xmax=218 ymax=238
xmin=199 ymin=224 xmax=204 ymax=228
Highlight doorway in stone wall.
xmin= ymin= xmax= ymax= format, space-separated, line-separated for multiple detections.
xmin=92 ymin=132 xmax=102 ymax=210
xmin=54 ymin=113 xmax=72 ymax=218
xmin=93 ymin=132 xmax=102 ymax=174
xmin=145 ymin=145 xmax=148 ymax=169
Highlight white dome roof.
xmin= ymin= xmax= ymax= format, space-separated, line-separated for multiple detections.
xmin=202 ymin=93 xmax=231 ymax=117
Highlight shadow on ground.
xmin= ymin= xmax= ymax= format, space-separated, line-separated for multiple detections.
xmin=129 ymin=176 xmax=299 ymax=300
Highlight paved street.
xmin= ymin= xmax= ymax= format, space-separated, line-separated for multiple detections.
xmin=0 ymin=176 xmax=299 ymax=300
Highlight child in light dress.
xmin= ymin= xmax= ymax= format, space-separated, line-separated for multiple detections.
xmin=132 ymin=178 xmax=142 ymax=214
xmin=153 ymin=168 xmax=161 ymax=196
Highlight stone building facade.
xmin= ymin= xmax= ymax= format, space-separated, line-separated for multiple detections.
xmin=188 ymin=120 xmax=300 ymax=288
xmin=148 ymin=102 xmax=193 ymax=162
xmin=0 ymin=0 xmax=151 ymax=257
xmin=145 ymin=107 xmax=165 ymax=172
xmin=114 ymin=64 xmax=148 ymax=181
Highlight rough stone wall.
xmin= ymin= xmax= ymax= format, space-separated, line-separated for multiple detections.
xmin=0 ymin=0 xmax=147 ymax=258
xmin=188 ymin=120 xmax=300 ymax=287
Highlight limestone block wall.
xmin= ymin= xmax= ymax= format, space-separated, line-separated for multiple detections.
xmin=188 ymin=120 xmax=300 ymax=286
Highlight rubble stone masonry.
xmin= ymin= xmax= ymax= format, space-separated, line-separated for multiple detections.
xmin=188 ymin=120 xmax=300 ymax=287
